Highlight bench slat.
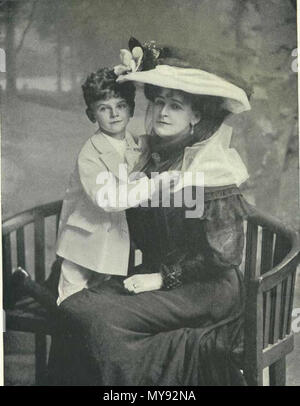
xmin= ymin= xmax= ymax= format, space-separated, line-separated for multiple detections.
xmin=17 ymin=227 xmax=26 ymax=269
xmin=261 ymin=229 xmax=274 ymax=275
xmin=34 ymin=214 xmax=45 ymax=283
xmin=273 ymin=234 xmax=290 ymax=267
xmin=263 ymin=290 xmax=272 ymax=348
xmin=56 ymin=213 xmax=60 ymax=237
xmin=245 ymin=223 xmax=258 ymax=285
xmin=287 ymin=270 xmax=296 ymax=335
xmin=3 ymin=234 xmax=12 ymax=308
xmin=280 ymin=276 xmax=291 ymax=339
xmin=272 ymin=283 xmax=282 ymax=343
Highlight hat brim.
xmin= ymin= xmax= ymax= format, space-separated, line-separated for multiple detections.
xmin=117 ymin=65 xmax=251 ymax=114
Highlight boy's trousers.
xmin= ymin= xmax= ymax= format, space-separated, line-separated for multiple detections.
xmin=57 ymin=259 xmax=110 ymax=305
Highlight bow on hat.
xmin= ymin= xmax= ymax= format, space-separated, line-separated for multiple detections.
xmin=114 ymin=37 xmax=162 ymax=76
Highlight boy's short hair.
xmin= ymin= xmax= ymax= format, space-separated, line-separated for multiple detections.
xmin=82 ymin=68 xmax=135 ymax=115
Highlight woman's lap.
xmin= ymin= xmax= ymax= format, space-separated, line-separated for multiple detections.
xmin=50 ymin=268 xmax=245 ymax=385
xmin=60 ymin=268 xmax=242 ymax=334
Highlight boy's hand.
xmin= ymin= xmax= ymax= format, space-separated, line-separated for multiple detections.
xmin=128 ymin=171 xmax=148 ymax=182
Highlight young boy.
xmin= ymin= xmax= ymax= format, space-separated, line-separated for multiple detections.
xmin=11 ymin=67 xmax=175 ymax=308
xmin=56 ymin=67 xmax=157 ymax=305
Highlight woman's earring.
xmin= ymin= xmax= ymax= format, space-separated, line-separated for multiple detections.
xmin=190 ymin=123 xmax=194 ymax=135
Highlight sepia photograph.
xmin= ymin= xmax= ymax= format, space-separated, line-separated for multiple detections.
xmin=0 ymin=0 xmax=299 ymax=387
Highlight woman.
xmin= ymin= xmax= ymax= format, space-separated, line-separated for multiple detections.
xmin=48 ymin=40 xmax=252 ymax=386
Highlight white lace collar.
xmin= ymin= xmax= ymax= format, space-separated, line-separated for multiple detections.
xmin=174 ymin=124 xmax=249 ymax=189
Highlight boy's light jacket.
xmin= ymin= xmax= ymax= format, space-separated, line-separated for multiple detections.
xmin=56 ymin=130 xmax=148 ymax=276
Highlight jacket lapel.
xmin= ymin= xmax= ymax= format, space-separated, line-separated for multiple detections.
xmin=90 ymin=131 xmax=125 ymax=179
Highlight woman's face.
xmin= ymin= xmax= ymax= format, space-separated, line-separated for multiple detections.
xmin=152 ymin=88 xmax=200 ymax=138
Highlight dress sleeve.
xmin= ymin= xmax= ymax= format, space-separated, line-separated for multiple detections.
xmin=160 ymin=193 xmax=250 ymax=289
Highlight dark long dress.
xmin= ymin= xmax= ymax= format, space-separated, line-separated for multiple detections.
xmin=47 ymin=183 xmax=250 ymax=386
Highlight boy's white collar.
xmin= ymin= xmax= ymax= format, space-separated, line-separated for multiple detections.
xmin=95 ymin=129 xmax=136 ymax=144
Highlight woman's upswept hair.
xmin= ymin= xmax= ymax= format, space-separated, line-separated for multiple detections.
xmin=82 ymin=67 xmax=136 ymax=115
xmin=144 ymin=84 xmax=231 ymax=142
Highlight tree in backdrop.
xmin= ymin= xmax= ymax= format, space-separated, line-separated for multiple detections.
xmin=229 ymin=0 xmax=298 ymax=218
xmin=33 ymin=0 xmax=81 ymax=92
xmin=32 ymin=0 xmax=151 ymax=91
xmin=0 ymin=0 xmax=38 ymax=100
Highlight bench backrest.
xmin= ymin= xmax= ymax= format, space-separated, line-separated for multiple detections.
xmin=243 ymin=206 xmax=299 ymax=385
xmin=2 ymin=201 xmax=62 ymax=308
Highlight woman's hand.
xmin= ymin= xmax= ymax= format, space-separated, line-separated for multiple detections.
xmin=123 ymin=273 xmax=163 ymax=294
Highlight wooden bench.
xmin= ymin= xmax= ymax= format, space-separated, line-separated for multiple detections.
xmin=2 ymin=200 xmax=300 ymax=385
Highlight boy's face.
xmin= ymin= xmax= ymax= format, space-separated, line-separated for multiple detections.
xmin=89 ymin=96 xmax=131 ymax=138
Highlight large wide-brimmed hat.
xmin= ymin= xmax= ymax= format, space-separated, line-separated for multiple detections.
xmin=115 ymin=38 xmax=251 ymax=114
